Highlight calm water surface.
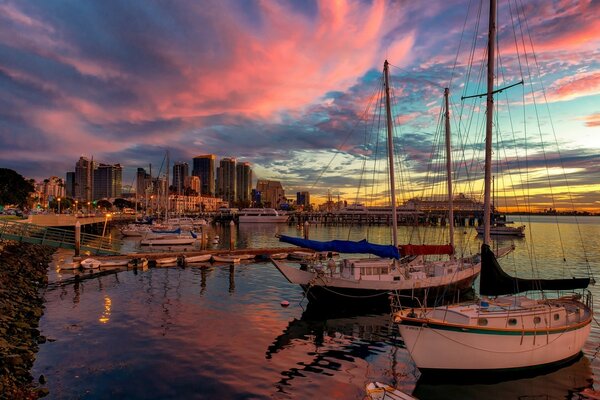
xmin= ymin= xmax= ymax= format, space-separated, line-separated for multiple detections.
xmin=33 ymin=216 xmax=600 ymax=399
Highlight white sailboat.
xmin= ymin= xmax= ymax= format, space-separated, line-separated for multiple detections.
xmin=393 ymin=0 xmax=592 ymax=373
xmin=273 ymin=61 xmax=481 ymax=306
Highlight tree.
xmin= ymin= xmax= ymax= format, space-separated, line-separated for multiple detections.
xmin=0 ymin=168 xmax=35 ymax=208
xmin=113 ymin=198 xmax=133 ymax=210
xmin=96 ymin=199 xmax=112 ymax=210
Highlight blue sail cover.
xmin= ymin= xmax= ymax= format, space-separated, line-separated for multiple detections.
xmin=278 ymin=235 xmax=400 ymax=259
xmin=151 ymin=227 xmax=181 ymax=234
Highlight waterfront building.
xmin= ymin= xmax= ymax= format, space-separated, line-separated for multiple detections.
xmin=74 ymin=156 xmax=95 ymax=202
xmin=136 ymin=167 xmax=152 ymax=199
xmin=255 ymin=179 xmax=285 ymax=208
xmin=236 ymin=162 xmax=252 ymax=205
xmin=65 ymin=172 xmax=75 ymax=198
xmin=93 ymin=163 xmax=122 ymax=200
xmin=216 ymin=157 xmax=236 ymax=205
xmin=184 ymin=175 xmax=200 ymax=195
xmin=192 ymin=155 xmax=215 ymax=196
xmin=172 ymin=162 xmax=189 ymax=194
xmin=169 ymin=194 xmax=224 ymax=213
xmin=296 ymin=191 xmax=310 ymax=209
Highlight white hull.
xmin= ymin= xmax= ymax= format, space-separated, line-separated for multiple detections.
xmin=99 ymin=259 xmax=129 ymax=267
xmin=185 ymin=254 xmax=212 ymax=263
xmin=212 ymin=255 xmax=240 ymax=263
xmin=155 ymin=257 xmax=179 ymax=265
xmin=140 ymin=237 xmax=197 ymax=246
xmin=476 ymin=225 xmax=525 ymax=237
xmin=272 ymin=258 xmax=480 ymax=292
xmin=81 ymin=258 xmax=101 ymax=269
xmin=395 ymin=296 xmax=592 ymax=371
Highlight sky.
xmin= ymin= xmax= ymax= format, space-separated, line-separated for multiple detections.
xmin=0 ymin=0 xmax=598 ymax=211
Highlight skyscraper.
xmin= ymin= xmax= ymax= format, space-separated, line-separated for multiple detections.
xmin=296 ymin=191 xmax=310 ymax=208
xmin=75 ymin=157 xmax=94 ymax=202
xmin=192 ymin=155 xmax=215 ymax=196
xmin=172 ymin=162 xmax=189 ymax=194
xmin=93 ymin=163 xmax=122 ymax=199
xmin=216 ymin=157 xmax=236 ymax=204
xmin=236 ymin=162 xmax=252 ymax=205
xmin=65 ymin=172 xmax=75 ymax=198
xmin=136 ymin=168 xmax=152 ymax=199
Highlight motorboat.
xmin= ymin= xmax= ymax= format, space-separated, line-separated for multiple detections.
xmin=80 ymin=258 xmax=101 ymax=269
xmin=184 ymin=254 xmax=212 ymax=264
xmin=212 ymin=254 xmax=240 ymax=264
xmin=238 ymin=208 xmax=288 ymax=223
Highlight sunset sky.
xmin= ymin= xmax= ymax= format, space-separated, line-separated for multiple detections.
xmin=0 ymin=0 xmax=598 ymax=211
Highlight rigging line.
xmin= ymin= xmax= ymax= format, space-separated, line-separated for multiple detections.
xmin=515 ymin=1 xmax=567 ymax=264
xmin=448 ymin=0 xmax=475 ymax=90
xmin=387 ymin=63 xmax=444 ymax=90
xmin=517 ymin=0 xmax=593 ymax=277
xmin=309 ymin=74 xmax=382 ymax=193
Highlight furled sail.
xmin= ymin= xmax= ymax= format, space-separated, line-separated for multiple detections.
xmin=479 ymin=244 xmax=590 ymax=296
xmin=151 ymin=227 xmax=181 ymax=234
xmin=278 ymin=235 xmax=400 ymax=259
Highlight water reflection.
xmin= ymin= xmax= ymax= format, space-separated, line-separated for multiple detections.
xmin=413 ymin=355 xmax=594 ymax=400
xmin=99 ymin=295 xmax=112 ymax=324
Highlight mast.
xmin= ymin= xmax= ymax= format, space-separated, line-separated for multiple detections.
xmin=483 ymin=0 xmax=496 ymax=246
xmin=383 ymin=60 xmax=398 ymax=248
xmin=444 ymin=88 xmax=455 ymax=253
xmin=165 ymin=150 xmax=170 ymax=221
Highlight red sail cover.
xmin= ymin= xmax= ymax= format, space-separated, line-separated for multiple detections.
xmin=399 ymin=244 xmax=454 ymax=256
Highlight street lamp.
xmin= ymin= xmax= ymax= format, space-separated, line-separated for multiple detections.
xmin=102 ymin=213 xmax=112 ymax=237
xmin=75 ymin=200 xmax=78 ymax=214
xmin=57 ymin=198 xmax=61 ymax=214
xmin=87 ymin=201 xmax=91 ymax=215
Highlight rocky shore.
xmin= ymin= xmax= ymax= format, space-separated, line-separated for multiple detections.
xmin=0 ymin=241 xmax=53 ymax=399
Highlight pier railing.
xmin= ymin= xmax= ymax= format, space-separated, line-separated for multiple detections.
xmin=0 ymin=220 xmax=122 ymax=255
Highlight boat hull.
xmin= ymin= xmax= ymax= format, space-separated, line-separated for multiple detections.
xmin=238 ymin=216 xmax=288 ymax=223
xmin=273 ymin=259 xmax=479 ymax=306
xmin=397 ymin=317 xmax=591 ymax=371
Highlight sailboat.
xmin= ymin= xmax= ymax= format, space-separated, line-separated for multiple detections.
xmin=392 ymin=0 xmax=592 ymax=372
xmin=272 ymin=61 xmax=482 ymax=307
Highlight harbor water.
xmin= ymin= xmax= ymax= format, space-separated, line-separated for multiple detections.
xmin=32 ymin=216 xmax=600 ymax=399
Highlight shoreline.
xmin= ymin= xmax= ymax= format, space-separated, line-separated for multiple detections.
xmin=0 ymin=240 xmax=54 ymax=399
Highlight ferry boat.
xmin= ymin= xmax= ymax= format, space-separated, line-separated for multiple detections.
xmin=238 ymin=208 xmax=288 ymax=223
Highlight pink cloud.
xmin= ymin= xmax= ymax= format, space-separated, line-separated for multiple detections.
xmin=546 ymin=71 xmax=600 ymax=103
xmin=583 ymin=113 xmax=600 ymax=128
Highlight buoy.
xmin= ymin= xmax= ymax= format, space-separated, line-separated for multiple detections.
xmin=280 ymin=300 xmax=290 ymax=307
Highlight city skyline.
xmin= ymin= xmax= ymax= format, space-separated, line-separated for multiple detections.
xmin=0 ymin=1 xmax=598 ymax=210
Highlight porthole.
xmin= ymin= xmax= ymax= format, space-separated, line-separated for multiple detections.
xmin=477 ymin=318 xmax=488 ymax=326
xmin=508 ymin=318 xmax=517 ymax=326
xmin=533 ymin=316 xmax=541 ymax=324
xmin=554 ymin=314 xmax=560 ymax=321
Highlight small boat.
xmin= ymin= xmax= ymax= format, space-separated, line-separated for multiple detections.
xmin=99 ymin=259 xmax=129 ymax=267
xmin=80 ymin=258 xmax=101 ymax=269
xmin=270 ymin=253 xmax=288 ymax=260
xmin=475 ymin=223 xmax=525 ymax=237
xmin=128 ymin=257 xmax=148 ymax=269
xmin=59 ymin=261 xmax=81 ymax=270
xmin=365 ymin=382 xmax=416 ymax=400
xmin=140 ymin=233 xmax=197 ymax=246
xmin=155 ymin=256 xmax=179 ymax=265
xmin=184 ymin=254 xmax=212 ymax=264
xmin=212 ymin=254 xmax=241 ymax=264
xmin=236 ymin=254 xmax=256 ymax=261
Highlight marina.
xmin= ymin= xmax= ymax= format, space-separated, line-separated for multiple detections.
xmin=30 ymin=217 xmax=600 ymax=399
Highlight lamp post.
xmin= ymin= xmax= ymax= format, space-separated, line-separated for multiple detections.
xmin=87 ymin=201 xmax=91 ymax=215
xmin=57 ymin=198 xmax=61 ymax=214
xmin=102 ymin=213 xmax=112 ymax=237
xmin=75 ymin=200 xmax=78 ymax=214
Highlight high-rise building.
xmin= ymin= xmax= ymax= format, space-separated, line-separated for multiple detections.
xmin=255 ymin=179 xmax=285 ymax=208
xmin=136 ymin=168 xmax=152 ymax=198
xmin=172 ymin=162 xmax=189 ymax=194
xmin=184 ymin=176 xmax=200 ymax=195
xmin=192 ymin=155 xmax=216 ymax=196
xmin=93 ymin=163 xmax=122 ymax=199
xmin=74 ymin=157 xmax=94 ymax=202
xmin=43 ymin=176 xmax=65 ymax=199
xmin=216 ymin=157 xmax=236 ymax=205
xmin=236 ymin=162 xmax=252 ymax=205
xmin=296 ymin=191 xmax=310 ymax=208
xmin=65 ymin=172 xmax=75 ymax=198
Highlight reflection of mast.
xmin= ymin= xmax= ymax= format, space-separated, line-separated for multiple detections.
xmin=228 ymin=265 xmax=235 ymax=293
xmin=200 ymin=267 xmax=207 ymax=295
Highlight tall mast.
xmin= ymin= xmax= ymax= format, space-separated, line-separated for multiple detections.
xmin=483 ymin=0 xmax=496 ymax=246
xmin=444 ymin=88 xmax=455 ymax=253
xmin=165 ymin=150 xmax=170 ymax=221
xmin=383 ymin=60 xmax=398 ymax=248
